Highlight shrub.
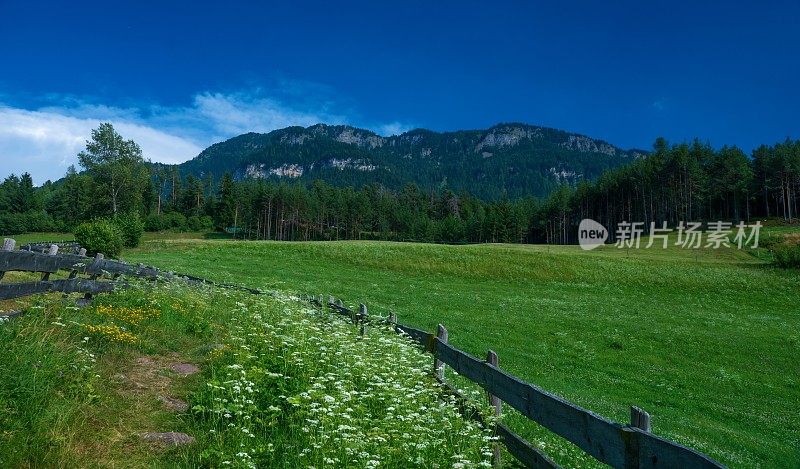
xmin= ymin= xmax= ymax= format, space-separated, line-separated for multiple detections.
xmin=144 ymin=214 xmax=163 ymax=232
xmin=187 ymin=215 xmax=214 ymax=232
xmin=74 ymin=219 xmax=123 ymax=258
xmin=162 ymin=211 xmax=187 ymax=231
xmin=773 ymin=244 xmax=800 ymax=268
xmin=113 ymin=212 xmax=144 ymax=248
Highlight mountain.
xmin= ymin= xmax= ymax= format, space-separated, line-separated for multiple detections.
xmin=177 ymin=123 xmax=646 ymax=199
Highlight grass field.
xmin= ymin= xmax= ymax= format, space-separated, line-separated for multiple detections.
xmin=123 ymin=236 xmax=800 ymax=467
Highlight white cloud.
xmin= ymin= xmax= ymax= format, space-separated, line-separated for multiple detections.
xmin=0 ymin=89 xmax=413 ymax=185
xmin=0 ymin=106 xmax=203 ymax=184
xmin=376 ymin=121 xmax=415 ymax=136
xmin=191 ymin=92 xmax=348 ymax=138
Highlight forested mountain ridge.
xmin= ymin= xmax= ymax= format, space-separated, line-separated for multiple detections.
xmin=178 ymin=123 xmax=646 ymax=199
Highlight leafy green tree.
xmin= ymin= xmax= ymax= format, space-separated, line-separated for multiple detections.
xmin=78 ymin=123 xmax=150 ymax=215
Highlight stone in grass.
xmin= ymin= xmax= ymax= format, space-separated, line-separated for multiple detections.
xmin=159 ymin=395 xmax=189 ymax=412
xmin=200 ymin=343 xmax=224 ymax=353
xmin=141 ymin=432 xmax=195 ymax=447
xmin=170 ymin=363 xmax=200 ymax=375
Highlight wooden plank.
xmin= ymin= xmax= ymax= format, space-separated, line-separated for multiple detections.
xmin=0 ymin=278 xmax=115 ymax=300
xmin=629 ymin=428 xmax=725 ymax=469
xmin=53 ymin=278 xmax=116 ymax=295
xmin=394 ymin=323 xmax=433 ymax=349
xmin=0 ymin=250 xmax=66 ymax=274
xmin=496 ymin=423 xmax=561 ymax=469
xmin=59 ymin=253 xmax=161 ymax=279
xmin=0 ymin=250 xmax=147 ymax=278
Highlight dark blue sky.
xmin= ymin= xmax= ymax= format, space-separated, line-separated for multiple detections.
xmin=1 ymin=0 xmax=799 ymax=181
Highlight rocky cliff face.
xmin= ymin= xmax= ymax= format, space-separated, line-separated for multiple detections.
xmin=179 ymin=123 xmax=645 ymax=199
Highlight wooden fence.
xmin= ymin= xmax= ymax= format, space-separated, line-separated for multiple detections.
xmin=308 ymin=295 xmax=727 ymax=469
xmin=0 ymin=236 xmax=726 ymax=469
xmin=0 ymin=237 xmax=266 ymax=313
xmin=0 ymin=237 xmax=167 ymax=304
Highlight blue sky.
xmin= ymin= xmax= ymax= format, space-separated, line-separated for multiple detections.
xmin=1 ymin=0 xmax=799 ymax=183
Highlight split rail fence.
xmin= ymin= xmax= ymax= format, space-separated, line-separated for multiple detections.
xmin=307 ymin=295 xmax=727 ymax=469
xmin=0 ymin=237 xmax=726 ymax=468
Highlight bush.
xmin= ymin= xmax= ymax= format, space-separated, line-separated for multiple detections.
xmin=113 ymin=212 xmax=144 ymax=248
xmin=773 ymin=244 xmax=800 ymax=268
xmin=161 ymin=211 xmax=187 ymax=231
xmin=187 ymin=215 xmax=214 ymax=232
xmin=144 ymin=214 xmax=163 ymax=232
xmin=74 ymin=219 xmax=123 ymax=258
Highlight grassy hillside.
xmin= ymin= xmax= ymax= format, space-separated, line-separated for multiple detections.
xmin=125 ymin=238 xmax=800 ymax=467
xmin=1 ymin=281 xmax=494 ymax=467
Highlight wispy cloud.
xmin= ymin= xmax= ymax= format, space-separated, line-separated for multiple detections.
xmin=0 ymin=88 xmax=412 ymax=184
xmin=375 ymin=121 xmax=416 ymax=136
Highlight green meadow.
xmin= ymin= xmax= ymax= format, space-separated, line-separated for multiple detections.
xmin=122 ymin=236 xmax=800 ymax=467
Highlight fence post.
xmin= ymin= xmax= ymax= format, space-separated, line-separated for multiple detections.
xmin=434 ymin=324 xmax=448 ymax=380
xmin=630 ymin=406 xmax=651 ymax=432
xmin=80 ymin=252 xmax=104 ymax=305
xmin=90 ymin=253 xmax=104 ymax=278
xmin=358 ymin=303 xmax=368 ymax=335
xmin=623 ymin=406 xmax=651 ymax=469
xmin=0 ymin=238 xmax=14 ymax=282
xmin=486 ymin=350 xmax=502 ymax=467
xmin=41 ymin=244 xmax=58 ymax=281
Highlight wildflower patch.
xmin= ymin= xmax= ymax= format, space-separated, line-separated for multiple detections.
xmin=191 ymin=292 xmax=496 ymax=468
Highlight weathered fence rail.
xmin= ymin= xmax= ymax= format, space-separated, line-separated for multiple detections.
xmin=312 ymin=295 xmax=726 ymax=469
xmin=0 ymin=238 xmax=187 ymax=305
xmin=0 ymin=237 xmax=263 ymax=307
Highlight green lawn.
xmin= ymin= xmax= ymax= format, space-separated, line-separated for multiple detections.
xmin=123 ymin=237 xmax=800 ymax=467
xmin=3 ymin=232 xmax=74 ymax=244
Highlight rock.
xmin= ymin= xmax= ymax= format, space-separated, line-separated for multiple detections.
xmin=141 ymin=432 xmax=195 ymax=446
xmin=170 ymin=363 xmax=200 ymax=375
xmin=159 ymin=396 xmax=189 ymax=412
xmin=200 ymin=343 xmax=224 ymax=353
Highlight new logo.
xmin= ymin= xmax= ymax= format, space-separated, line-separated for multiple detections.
xmin=578 ymin=219 xmax=608 ymax=250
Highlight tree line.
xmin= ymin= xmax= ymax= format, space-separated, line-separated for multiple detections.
xmin=1 ymin=124 xmax=798 ymax=243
